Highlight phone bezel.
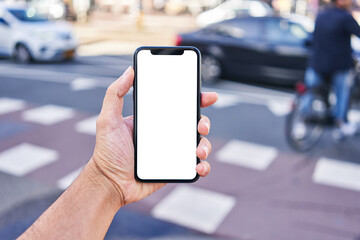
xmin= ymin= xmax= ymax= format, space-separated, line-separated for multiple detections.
xmin=133 ymin=46 xmax=201 ymax=183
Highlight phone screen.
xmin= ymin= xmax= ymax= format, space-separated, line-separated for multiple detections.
xmin=135 ymin=48 xmax=200 ymax=181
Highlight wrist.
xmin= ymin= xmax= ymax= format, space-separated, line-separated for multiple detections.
xmin=84 ymin=158 xmax=125 ymax=211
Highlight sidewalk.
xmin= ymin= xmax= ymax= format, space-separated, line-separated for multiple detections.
xmin=73 ymin=12 xmax=198 ymax=56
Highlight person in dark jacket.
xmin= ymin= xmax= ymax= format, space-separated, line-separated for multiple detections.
xmin=306 ymin=0 xmax=360 ymax=139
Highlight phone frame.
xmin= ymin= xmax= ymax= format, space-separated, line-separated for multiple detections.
xmin=133 ymin=46 xmax=201 ymax=183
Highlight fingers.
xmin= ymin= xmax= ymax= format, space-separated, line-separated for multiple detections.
xmin=198 ymin=115 xmax=210 ymax=136
xmin=99 ymin=67 xmax=134 ymax=119
xmin=196 ymin=161 xmax=211 ymax=177
xmin=201 ymin=92 xmax=219 ymax=108
xmin=112 ymin=66 xmax=134 ymax=99
xmin=197 ymin=94 xmax=216 ymax=178
xmin=196 ymin=137 xmax=212 ymax=160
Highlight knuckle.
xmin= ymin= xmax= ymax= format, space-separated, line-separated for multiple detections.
xmin=106 ymin=84 xmax=117 ymax=96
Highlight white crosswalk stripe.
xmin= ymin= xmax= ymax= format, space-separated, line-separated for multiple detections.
xmin=216 ymin=139 xmax=278 ymax=170
xmin=70 ymin=78 xmax=98 ymax=91
xmin=2 ymin=96 xmax=360 ymax=200
xmin=0 ymin=143 xmax=58 ymax=176
xmin=22 ymin=105 xmax=75 ymax=125
xmin=151 ymin=185 xmax=236 ymax=234
xmin=0 ymin=98 xmax=26 ymax=115
xmin=210 ymin=89 xmax=293 ymax=117
xmin=267 ymin=99 xmax=292 ymax=117
xmin=75 ymin=115 xmax=98 ymax=135
xmin=213 ymin=93 xmax=241 ymax=108
xmin=313 ymin=157 xmax=360 ymax=192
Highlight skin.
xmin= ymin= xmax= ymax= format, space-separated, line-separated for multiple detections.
xmin=18 ymin=67 xmax=218 ymax=240
xmin=335 ymin=0 xmax=353 ymax=10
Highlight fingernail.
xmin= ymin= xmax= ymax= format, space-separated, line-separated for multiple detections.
xmin=203 ymin=146 xmax=209 ymax=158
xmin=205 ymin=122 xmax=210 ymax=132
xmin=202 ymin=164 xmax=208 ymax=174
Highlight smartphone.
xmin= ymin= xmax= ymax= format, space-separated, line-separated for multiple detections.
xmin=133 ymin=46 xmax=201 ymax=182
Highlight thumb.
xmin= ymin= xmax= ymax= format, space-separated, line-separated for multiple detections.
xmin=98 ymin=67 xmax=134 ymax=125
xmin=115 ymin=66 xmax=134 ymax=98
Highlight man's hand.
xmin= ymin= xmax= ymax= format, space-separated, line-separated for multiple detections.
xmin=90 ymin=66 xmax=218 ymax=209
xmin=19 ymin=67 xmax=218 ymax=240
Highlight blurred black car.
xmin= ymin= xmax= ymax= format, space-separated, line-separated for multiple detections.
xmin=176 ymin=16 xmax=312 ymax=86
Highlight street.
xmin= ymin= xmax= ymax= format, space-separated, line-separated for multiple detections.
xmin=0 ymin=54 xmax=359 ymax=240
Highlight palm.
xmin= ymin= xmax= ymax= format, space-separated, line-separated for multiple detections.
xmin=95 ymin=111 xmax=164 ymax=205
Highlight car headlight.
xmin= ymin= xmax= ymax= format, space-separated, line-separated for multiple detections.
xmin=33 ymin=30 xmax=57 ymax=41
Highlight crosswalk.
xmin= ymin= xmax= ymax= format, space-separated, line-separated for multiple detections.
xmin=313 ymin=157 xmax=360 ymax=192
xmin=1 ymin=97 xmax=360 ymax=236
xmin=74 ymin=115 xmax=98 ymax=135
xmin=0 ymin=143 xmax=58 ymax=177
xmin=0 ymin=98 xmax=26 ymax=115
xmin=22 ymin=105 xmax=75 ymax=125
xmin=216 ymin=140 xmax=278 ymax=171
xmin=213 ymin=91 xmax=294 ymax=117
xmin=151 ymin=186 xmax=236 ymax=234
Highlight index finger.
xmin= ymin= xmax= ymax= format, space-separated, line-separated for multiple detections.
xmin=201 ymin=92 xmax=219 ymax=108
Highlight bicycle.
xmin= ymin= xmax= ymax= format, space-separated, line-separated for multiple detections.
xmin=285 ymin=64 xmax=360 ymax=152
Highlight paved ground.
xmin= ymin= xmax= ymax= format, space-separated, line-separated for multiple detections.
xmin=0 ymin=55 xmax=360 ymax=240
xmin=74 ymin=13 xmax=198 ymax=55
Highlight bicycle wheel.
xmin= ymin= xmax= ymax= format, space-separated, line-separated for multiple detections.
xmin=285 ymin=95 xmax=325 ymax=152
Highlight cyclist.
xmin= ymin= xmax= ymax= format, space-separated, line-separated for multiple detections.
xmin=305 ymin=0 xmax=360 ymax=139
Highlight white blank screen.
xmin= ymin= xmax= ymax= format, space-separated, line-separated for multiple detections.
xmin=136 ymin=49 xmax=198 ymax=180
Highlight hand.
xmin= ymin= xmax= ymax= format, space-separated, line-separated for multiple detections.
xmin=89 ymin=66 xmax=218 ymax=209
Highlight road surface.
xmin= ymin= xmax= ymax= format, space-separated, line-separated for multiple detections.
xmin=0 ymin=56 xmax=359 ymax=240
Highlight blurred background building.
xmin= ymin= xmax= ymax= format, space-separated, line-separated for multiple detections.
xmin=1 ymin=0 xmax=356 ymax=19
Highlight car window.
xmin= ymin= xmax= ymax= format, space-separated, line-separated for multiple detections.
xmin=229 ymin=19 xmax=263 ymax=40
xmin=8 ymin=8 xmax=48 ymax=22
xmin=266 ymin=19 xmax=308 ymax=45
xmin=205 ymin=19 xmax=262 ymax=41
xmin=221 ymin=0 xmax=271 ymax=17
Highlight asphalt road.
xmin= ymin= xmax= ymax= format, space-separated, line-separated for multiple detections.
xmin=0 ymin=56 xmax=359 ymax=240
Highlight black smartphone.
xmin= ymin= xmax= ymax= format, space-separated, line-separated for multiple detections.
xmin=133 ymin=46 xmax=201 ymax=182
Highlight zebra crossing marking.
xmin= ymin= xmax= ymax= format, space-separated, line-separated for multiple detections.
xmin=0 ymin=143 xmax=57 ymax=176
xmin=151 ymin=185 xmax=236 ymax=234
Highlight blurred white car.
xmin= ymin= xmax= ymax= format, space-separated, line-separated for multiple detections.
xmin=196 ymin=0 xmax=273 ymax=27
xmin=0 ymin=3 xmax=77 ymax=63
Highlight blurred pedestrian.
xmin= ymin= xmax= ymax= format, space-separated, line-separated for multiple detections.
xmin=17 ymin=67 xmax=218 ymax=239
xmin=305 ymin=0 xmax=360 ymax=139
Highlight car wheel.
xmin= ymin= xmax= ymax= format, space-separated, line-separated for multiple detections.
xmin=201 ymin=55 xmax=221 ymax=84
xmin=14 ymin=44 xmax=31 ymax=64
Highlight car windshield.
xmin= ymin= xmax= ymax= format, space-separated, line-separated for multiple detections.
xmin=8 ymin=8 xmax=48 ymax=22
xmin=219 ymin=0 xmax=271 ymax=17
